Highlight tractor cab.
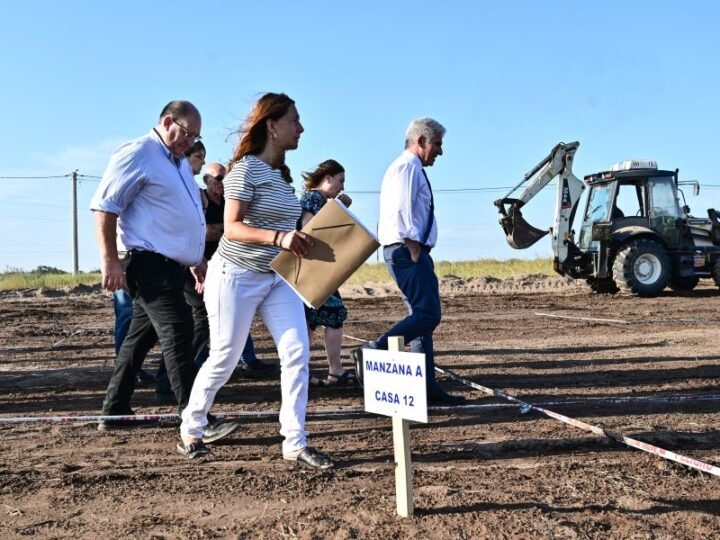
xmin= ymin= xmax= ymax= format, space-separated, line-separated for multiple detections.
xmin=573 ymin=160 xmax=720 ymax=295
xmin=496 ymin=141 xmax=720 ymax=296
xmin=577 ymin=160 xmax=684 ymax=252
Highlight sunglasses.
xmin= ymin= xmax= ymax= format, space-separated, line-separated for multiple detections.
xmin=172 ymin=118 xmax=202 ymax=142
xmin=206 ymin=174 xmax=224 ymax=183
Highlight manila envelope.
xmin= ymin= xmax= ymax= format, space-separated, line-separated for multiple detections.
xmin=270 ymin=198 xmax=380 ymax=309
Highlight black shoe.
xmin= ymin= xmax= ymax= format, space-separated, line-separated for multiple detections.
xmin=202 ymin=419 xmax=241 ymax=444
xmin=136 ymin=368 xmax=155 ymax=385
xmin=349 ymin=347 xmax=365 ymax=387
xmin=284 ymin=447 xmax=335 ymax=470
xmin=428 ymin=389 xmax=466 ymax=405
xmin=176 ymin=441 xmax=210 ymax=460
xmin=97 ymin=415 xmax=160 ymax=431
xmin=237 ymin=358 xmax=277 ymax=379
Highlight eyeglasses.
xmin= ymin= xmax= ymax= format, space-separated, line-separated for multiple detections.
xmin=205 ymin=174 xmax=224 ymax=183
xmin=172 ymin=118 xmax=202 ymax=142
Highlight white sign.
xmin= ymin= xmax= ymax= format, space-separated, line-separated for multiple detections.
xmin=363 ymin=348 xmax=428 ymax=423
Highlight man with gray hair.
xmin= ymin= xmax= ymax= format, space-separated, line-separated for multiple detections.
xmin=351 ymin=118 xmax=465 ymax=404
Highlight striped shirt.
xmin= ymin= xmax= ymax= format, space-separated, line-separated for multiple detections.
xmin=217 ymin=155 xmax=301 ymax=273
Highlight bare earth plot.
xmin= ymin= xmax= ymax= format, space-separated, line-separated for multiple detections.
xmin=1 ymin=276 xmax=719 ymax=539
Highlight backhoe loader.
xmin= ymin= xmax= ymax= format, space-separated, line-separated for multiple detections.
xmin=494 ymin=142 xmax=720 ymax=296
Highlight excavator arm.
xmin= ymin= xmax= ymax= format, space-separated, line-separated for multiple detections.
xmin=494 ymin=141 xmax=585 ymax=264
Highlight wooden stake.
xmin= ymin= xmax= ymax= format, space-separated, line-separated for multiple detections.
xmin=388 ymin=336 xmax=413 ymax=517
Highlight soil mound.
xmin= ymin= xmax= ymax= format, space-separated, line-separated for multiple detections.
xmin=0 ymin=283 xmax=104 ymax=299
xmin=341 ymin=273 xmax=581 ymax=298
xmin=0 ymin=275 xmax=580 ymax=301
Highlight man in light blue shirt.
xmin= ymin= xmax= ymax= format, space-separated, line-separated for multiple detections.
xmin=91 ymin=101 xmax=238 ymax=438
xmin=352 ymin=118 xmax=465 ymax=405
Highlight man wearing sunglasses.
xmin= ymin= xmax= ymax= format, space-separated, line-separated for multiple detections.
xmin=90 ymin=101 xmax=238 ymax=443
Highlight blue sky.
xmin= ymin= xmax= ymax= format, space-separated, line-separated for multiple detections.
xmin=2 ymin=1 xmax=719 ymax=271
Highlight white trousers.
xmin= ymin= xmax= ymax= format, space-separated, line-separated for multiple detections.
xmin=180 ymin=257 xmax=310 ymax=454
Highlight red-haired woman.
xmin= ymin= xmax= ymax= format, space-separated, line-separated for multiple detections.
xmin=179 ymin=93 xmax=334 ymax=469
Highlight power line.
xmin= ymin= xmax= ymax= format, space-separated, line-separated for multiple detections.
xmin=0 ymin=173 xmax=101 ymax=180
xmin=2 ymin=172 xmax=719 ymax=196
xmin=0 ymin=174 xmax=71 ymax=179
xmin=4 ymin=200 xmax=70 ymax=209
xmin=0 ymin=250 xmax=69 ymax=254
xmin=351 ymin=186 xmax=515 ymax=194
xmin=1 ymin=214 xmax=93 ymax=223
xmin=0 ymin=173 xmax=518 ymax=193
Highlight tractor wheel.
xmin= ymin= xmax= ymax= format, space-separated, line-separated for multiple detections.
xmin=586 ymin=278 xmax=619 ymax=294
xmin=712 ymin=261 xmax=720 ymax=288
xmin=612 ymin=239 xmax=670 ymax=297
xmin=668 ymin=275 xmax=700 ymax=291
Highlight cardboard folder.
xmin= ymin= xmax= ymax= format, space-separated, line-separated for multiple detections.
xmin=270 ymin=198 xmax=380 ymax=309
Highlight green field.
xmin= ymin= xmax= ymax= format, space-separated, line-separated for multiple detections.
xmin=0 ymin=259 xmax=554 ymax=292
xmin=0 ymin=267 xmax=102 ymax=291
xmin=345 ymin=258 xmax=555 ymax=284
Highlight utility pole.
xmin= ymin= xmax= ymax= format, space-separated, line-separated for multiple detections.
xmin=71 ymin=170 xmax=79 ymax=275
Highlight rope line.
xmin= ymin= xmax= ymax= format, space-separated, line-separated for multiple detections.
xmin=435 ymin=366 xmax=720 ymax=477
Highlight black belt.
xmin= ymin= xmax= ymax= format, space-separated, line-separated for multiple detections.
xmin=384 ymin=242 xmax=431 ymax=252
xmin=128 ymin=249 xmax=188 ymax=270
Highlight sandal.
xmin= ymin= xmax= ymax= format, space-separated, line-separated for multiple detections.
xmin=284 ymin=447 xmax=335 ymax=470
xmin=312 ymin=371 xmax=358 ymax=387
xmin=327 ymin=371 xmax=358 ymax=386
xmin=176 ymin=441 xmax=210 ymax=460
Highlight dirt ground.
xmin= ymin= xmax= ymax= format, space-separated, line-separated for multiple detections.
xmin=1 ymin=276 xmax=720 ymax=539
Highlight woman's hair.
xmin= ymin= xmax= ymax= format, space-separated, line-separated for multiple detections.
xmin=185 ymin=140 xmax=206 ymax=157
xmin=228 ymin=92 xmax=296 ymax=183
xmin=302 ymin=159 xmax=345 ymax=192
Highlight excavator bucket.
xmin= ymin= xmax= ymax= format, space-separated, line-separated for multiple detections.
xmin=495 ymin=140 xmax=580 ymax=251
xmin=499 ymin=204 xmax=549 ymax=249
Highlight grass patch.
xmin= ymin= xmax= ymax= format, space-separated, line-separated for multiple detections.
xmin=346 ymin=257 xmax=554 ymax=284
xmin=0 ymin=258 xmax=555 ymax=291
xmin=0 ymin=267 xmax=101 ymax=291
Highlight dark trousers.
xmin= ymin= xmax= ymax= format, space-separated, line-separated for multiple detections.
xmin=102 ymin=251 xmax=196 ymax=415
xmin=155 ymin=271 xmax=259 ymax=394
xmin=376 ymin=244 xmax=442 ymax=393
xmin=183 ymin=270 xmax=258 ymax=366
xmin=185 ymin=271 xmax=211 ymax=366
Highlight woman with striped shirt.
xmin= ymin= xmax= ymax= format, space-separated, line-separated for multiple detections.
xmin=179 ymin=93 xmax=334 ymax=469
